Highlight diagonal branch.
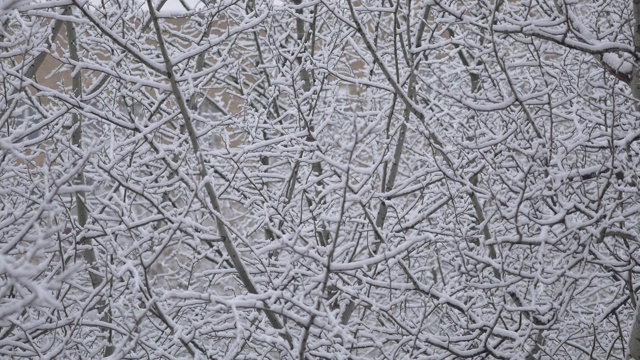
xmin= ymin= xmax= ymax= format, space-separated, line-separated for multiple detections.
xmin=145 ymin=0 xmax=293 ymax=348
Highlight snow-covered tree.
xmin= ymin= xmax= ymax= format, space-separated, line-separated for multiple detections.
xmin=1 ymin=0 xmax=639 ymax=358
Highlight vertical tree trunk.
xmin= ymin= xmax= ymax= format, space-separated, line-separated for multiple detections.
xmin=65 ymin=12 xmax=116 ymax=357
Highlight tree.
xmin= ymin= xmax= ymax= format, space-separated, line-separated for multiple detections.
xmin=0 ymin=0 xmax=639 ymax=358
